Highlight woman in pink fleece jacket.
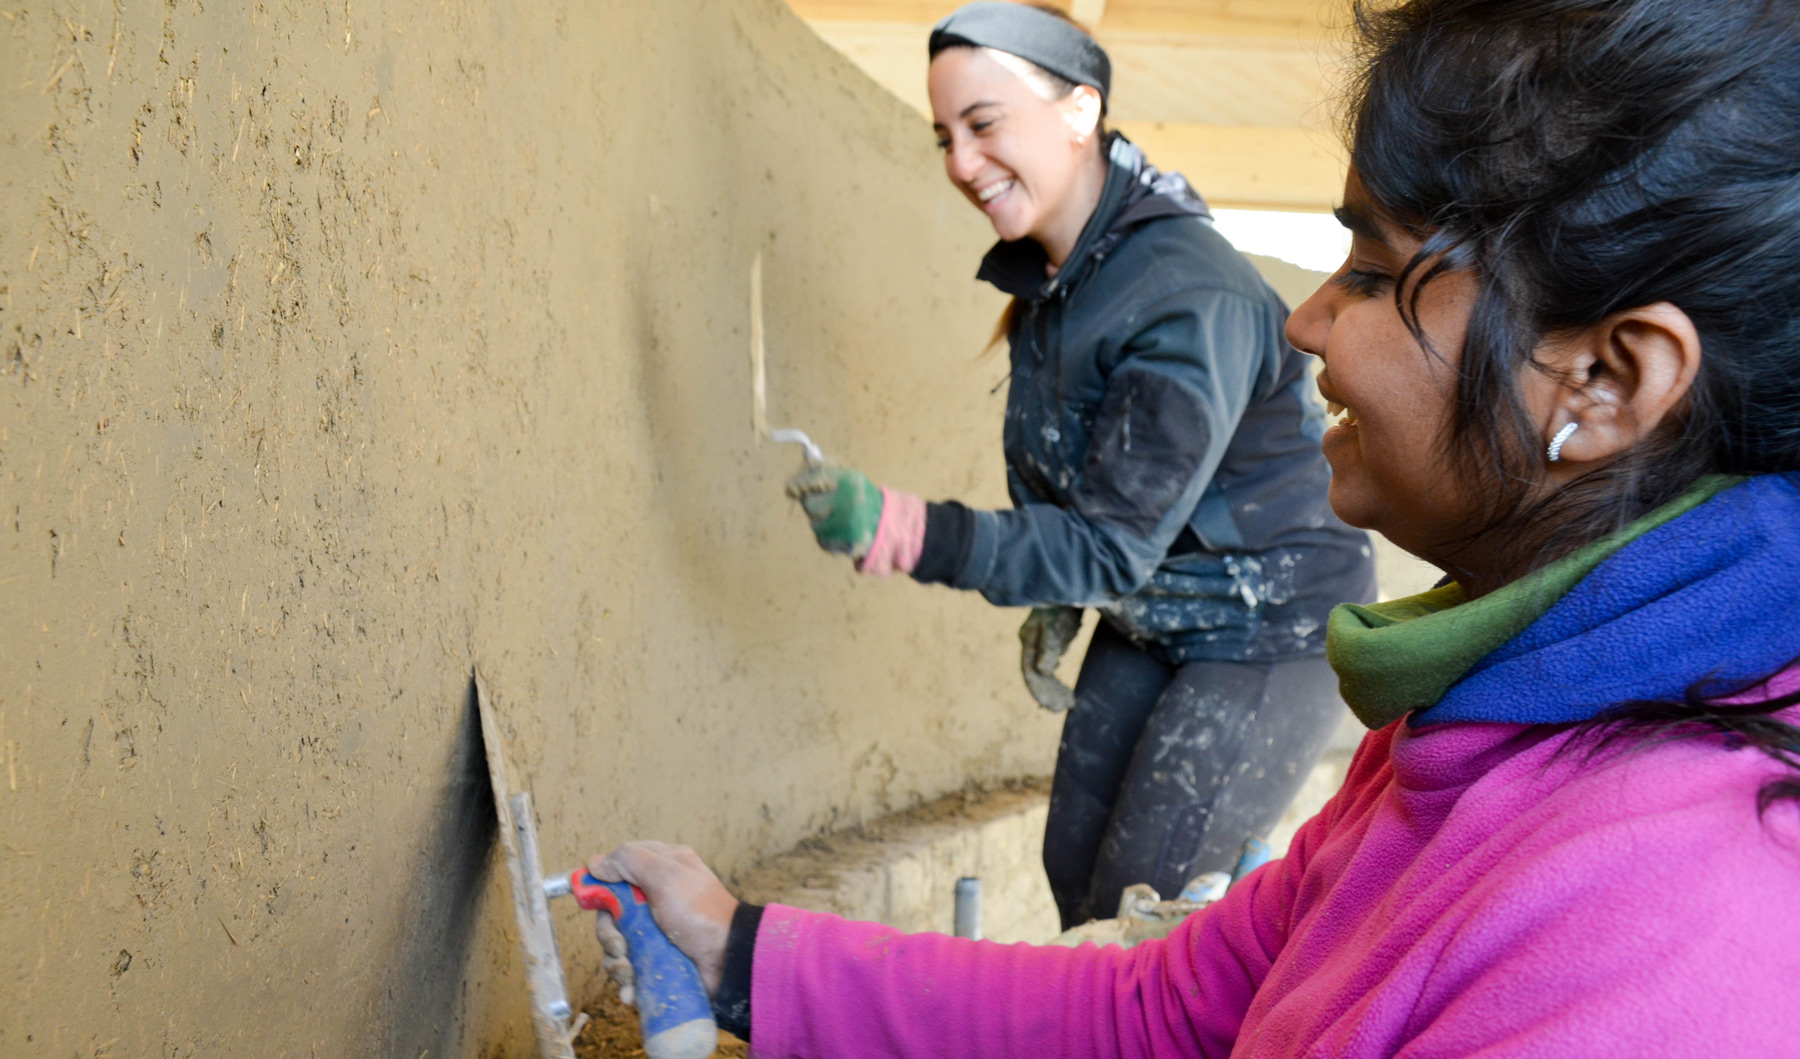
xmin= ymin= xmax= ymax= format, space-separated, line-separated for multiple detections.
xmin=587 ymin=1 xmax=1800 ymax=1055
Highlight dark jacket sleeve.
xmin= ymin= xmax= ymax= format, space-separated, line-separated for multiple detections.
xmin=913 ymin=286 xmax=1270 ymax=606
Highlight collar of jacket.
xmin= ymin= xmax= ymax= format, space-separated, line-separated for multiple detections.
xmin=1325 ymin=474 xmax=1764 ymax=730
xmin=975 ymin=133 xmax=1212 ymax=302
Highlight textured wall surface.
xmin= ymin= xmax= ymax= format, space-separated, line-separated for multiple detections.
xmin=0 ymin=2 xmax=1054 ymax=1054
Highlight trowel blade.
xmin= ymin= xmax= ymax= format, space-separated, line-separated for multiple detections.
xmin=768 ymin=427 xmax=824 ymax=466
xmin=475 ymin=674 xmax=581 ymax=1059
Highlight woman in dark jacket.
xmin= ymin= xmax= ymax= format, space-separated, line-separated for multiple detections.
xmin=790 ymin=2 xmax=1375 ymax=928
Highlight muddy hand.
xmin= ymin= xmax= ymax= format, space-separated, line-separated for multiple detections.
xmin=588 ymin=841 xmax=738 ymax=998
xmin=1020 ymin=606 xmax=1083 ymax=712
xmin=786 ymin=465 xmax=884 ymax=560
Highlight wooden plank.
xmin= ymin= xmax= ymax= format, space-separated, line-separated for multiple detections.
xmin=787 ymin=1 xmax=1029 ymax=21
xmin=785 ymin=0 xmax=1348 ymax=38
xmin=1116 ymin=121 xmax=1345 ymax=210
xmin=1103 ymin=0 xmax=1345 ymax=36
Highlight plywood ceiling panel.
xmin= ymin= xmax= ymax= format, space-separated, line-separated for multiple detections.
xmin=791 ymin=0 xmax=1355 ymax=207
xmin=806 ymin=21 xmax=1346 ymax=129
xmin=1105 ymin=35 xmax=1341 ymax=126
xmin=787 ymin=0 xmax=1351 ymax=38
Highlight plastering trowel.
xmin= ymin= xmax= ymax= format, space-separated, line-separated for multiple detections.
xmin=750 ymin=252 xmax=826 ymax=468
xmin=475 ymin=675 xmax=716 ymax=1059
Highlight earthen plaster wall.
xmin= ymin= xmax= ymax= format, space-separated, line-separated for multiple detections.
xmin=0 ymin=2 xmax=1053 ymax=1054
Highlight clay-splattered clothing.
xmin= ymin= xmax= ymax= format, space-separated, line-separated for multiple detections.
xmin=911 ymin=135 xmax=1374 ymax=663
xmin=1043 ymin=626 xmax=1345 ymax=927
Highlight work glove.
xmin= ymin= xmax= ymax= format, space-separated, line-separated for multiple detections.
xmin=786 ymin=465 xmax=885 ymax=560
xmin=1019 ymin=606 xmax=1083 ymax=712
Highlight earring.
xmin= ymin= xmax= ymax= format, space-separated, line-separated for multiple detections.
xmin=1547 ymin=422 xmax=1579 ymax=463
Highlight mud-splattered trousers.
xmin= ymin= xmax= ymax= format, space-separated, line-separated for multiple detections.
xmin=1044 ymin=621 xmax=1342 ymax=927
xmin=909 ymin=137 xmax=1375 ymax=927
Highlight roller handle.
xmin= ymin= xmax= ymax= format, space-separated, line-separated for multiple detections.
xmin=561 ymin=871 xmax=717 ymax=1059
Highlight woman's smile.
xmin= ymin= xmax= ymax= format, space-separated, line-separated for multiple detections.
xmin=1313 ymin=372 xmax=1362 ymax=459
xmin=974 ymin=176 xmax=1016 ymax=206
xmin=972 ymin=175 xmax=1021 ymax=221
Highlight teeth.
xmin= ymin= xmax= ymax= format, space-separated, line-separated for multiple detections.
xmin=977 ymin=179 xmax=1014 ymax=203
xmin=1326 ymin=400 xmax=1345 ymax=417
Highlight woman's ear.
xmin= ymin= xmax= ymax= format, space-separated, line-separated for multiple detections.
xmin=1535 ymin=302 xmax=1702 ymax=469
xmin=1063 ymin=86 xmax=1102 ymax=142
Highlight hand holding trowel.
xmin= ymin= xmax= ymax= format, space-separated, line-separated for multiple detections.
xmin=752 ymin=254 xmax=926 ymax=576
xmin=475 ymin=676 xmax=717 ymax=1059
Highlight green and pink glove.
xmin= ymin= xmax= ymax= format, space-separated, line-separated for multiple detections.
xmin=785 ymin=466 xmax=926 ymax=577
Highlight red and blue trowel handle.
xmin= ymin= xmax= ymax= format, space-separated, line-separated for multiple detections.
xmin=544 ymin=870 xmax=717 ymax=1059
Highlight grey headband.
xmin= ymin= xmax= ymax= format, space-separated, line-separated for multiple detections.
xmin=928 ymin=2 xmax=1111 ymax=106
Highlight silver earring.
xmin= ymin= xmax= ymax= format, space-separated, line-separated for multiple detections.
xmin=1547 ymin=422 xmax=1579 ymax=463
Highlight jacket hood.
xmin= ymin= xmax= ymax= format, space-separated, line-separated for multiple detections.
xmin=976 ymin=134 xmax=1211 ymax=301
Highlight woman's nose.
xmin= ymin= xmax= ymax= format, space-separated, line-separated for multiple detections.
xmin=1286 ymin=271 xmax=1338 ymax=360
xmin=945 ymin=139 xmax=984 ymax=184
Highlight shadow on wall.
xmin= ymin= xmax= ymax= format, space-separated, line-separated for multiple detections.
xmin=379 ymin=679 xmax=498 ymax=1056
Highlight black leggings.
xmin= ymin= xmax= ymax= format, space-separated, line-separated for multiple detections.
xmin=1043 ymin=620 xmax=1345 ymax=928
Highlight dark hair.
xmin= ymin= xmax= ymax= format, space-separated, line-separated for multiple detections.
xmin=1346 ymin=0 xmax=1800 ymax=808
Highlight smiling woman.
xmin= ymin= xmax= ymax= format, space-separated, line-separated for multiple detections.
xmin=783 ymin=0 xmax=1376 ymax=936
xmin=927 ymin=43 xmax=1106 ymax=261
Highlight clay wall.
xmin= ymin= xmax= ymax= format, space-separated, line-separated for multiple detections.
xmin=0 ymin=2 xmax=1055 ymax=1054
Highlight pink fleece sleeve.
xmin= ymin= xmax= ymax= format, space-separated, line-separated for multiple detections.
xmin=744 ymin=808 xmax=1350 ymax=1059
xmin=747 ymin=904 xmax=1223 ymax=1059
xmin=744 ymin=727 xmax=1400 ymax=1059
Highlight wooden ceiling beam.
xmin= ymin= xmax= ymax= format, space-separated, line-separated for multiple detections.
xmin=1114 ymin=121 xmax=1345 ymax=211
xmin=786 ymin=0 xmax=1346 ymax=39
xmin=786 ymin=2 xmax=1039 ymax=22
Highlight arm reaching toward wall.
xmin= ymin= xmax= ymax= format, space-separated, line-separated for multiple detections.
xmin=782 ymin=288 xmax=1268 ymax=608
xmin=911 ymin=288 xmax=1263 ymax=607
xmin=592 ymin=819 xmax=1320 ymax=1059
xmin=587 ymin=842 xmax=738 ymax=998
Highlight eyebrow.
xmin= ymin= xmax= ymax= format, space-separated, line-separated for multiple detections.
xmin=1333 ymin=203 xmax=1392 ymax=249
xmin=956 ymin=99 xmax=1003 ymax=121
xmin=933 ymin=100 xmax=1002 ymax=133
